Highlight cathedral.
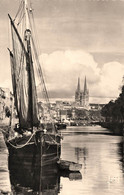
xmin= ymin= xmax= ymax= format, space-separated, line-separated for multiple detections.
xmin=75 ymin=77 xmax=89 ymax=109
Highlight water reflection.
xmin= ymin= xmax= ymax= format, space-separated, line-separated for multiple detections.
xmin=118 ymin=141 xmax=124 ymax=173
xmin=9 ymin=155 xmax=82 ymax=194
xmin=9 ymin=157 xmax=60 ymax=194
xmin=60 ymin=126 xmax=124 ymax=195
xmin=75 ymin=147 xmax=88 ymax=172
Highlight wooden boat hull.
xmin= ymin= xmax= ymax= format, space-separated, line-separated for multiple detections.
xmin=6 ymin=132 xmax=61 ymax=167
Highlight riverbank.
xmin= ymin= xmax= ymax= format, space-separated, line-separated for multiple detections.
xmin=68 ymin=120 xmax=124 ymax=136
xmin=0 ymin=130 xmax=11 ymax=194
xmin=98 ymin=122 xmax=124 ymax=136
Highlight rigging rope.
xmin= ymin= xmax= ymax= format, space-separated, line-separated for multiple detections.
xmin=27 ymin=8 xmax=50 ymax=106
xmin=17 ymin=13 xmax=25 ymax=26
xmin=27 ymin=9 xmax=56 ymax=130
xmin=14 ymin=0 xmax=23 ymax=22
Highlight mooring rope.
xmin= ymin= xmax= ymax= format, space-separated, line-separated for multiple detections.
xmin=47 ymin=134 xmax=60 ymax=145
xmin=7 ymin=132 xmax=35 ymax=149
xmin=5 ymin=129 xmax=60 ymax=152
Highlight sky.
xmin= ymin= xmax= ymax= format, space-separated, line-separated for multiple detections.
xmin=1 ymin=0 xmax=124 ymax=103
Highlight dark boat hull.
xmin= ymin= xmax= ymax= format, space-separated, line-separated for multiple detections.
xmin=56 ymin=123 xmax=67 ymax=130
xmin=6 ymin=132 xmax=61 ymax=167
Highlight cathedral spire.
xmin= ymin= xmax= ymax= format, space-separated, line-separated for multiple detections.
xmin=84 ymin=76 xmax=88 ymax=94
xmin=75 ymin=77 xmax=82 ymax=106
xmin=77 ymin=77 xmax=80 ymax=92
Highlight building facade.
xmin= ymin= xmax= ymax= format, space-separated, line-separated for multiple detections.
xmin=0 ymin=87 xmax=13 ymax=120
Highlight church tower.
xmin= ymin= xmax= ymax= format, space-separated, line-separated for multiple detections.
xmin=82 ymin=76 xmax=89 ymax=109
xmin=75 ymin=78 xmax=82 ymax=106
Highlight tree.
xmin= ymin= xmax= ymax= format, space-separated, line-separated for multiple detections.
xmin=101 ymin=84 xmax=124 ymax=123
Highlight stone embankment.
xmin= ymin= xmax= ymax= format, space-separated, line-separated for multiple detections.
xmin=0 ymin=128 xmax=11 ymax=195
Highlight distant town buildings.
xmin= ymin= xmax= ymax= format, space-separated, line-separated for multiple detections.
xmin=0 ymin=83 xmax=105 ymax=124
xmin=0 ymin=88 xmax=5 ymax=119
xmin=89 ymin=103 xmax=105 ymax=111
xmin=75 ymin=77 xmax=89 ymax=109
xmin=0 ymin=87 xmax=13 ymax=120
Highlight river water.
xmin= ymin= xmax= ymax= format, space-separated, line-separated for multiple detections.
xmin=0 ymin=125 xmax=124 ymax=195
xmin=60 ymin=126 xmax=124 ymax=195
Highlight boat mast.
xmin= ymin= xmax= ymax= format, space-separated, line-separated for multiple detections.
xmin=24 ymin=0 xmax=33 ymax=130
xmin=25 ymin=0 xmax=30 ymax=30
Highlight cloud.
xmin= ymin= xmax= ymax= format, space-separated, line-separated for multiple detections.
xmin=0 ymin=79 xmax=12 ymax=89
xmin=39 ymin=50 xmax=124 ymax=103
xmin=2 ymin=49 xmax=123 ymax=104
xmin=98 ymin=61 xmax=124 ymax=97
xmin=39 ymin=50 xmax=100 ymax=91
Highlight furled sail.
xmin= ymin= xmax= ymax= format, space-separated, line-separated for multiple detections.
xmin=9 ymin=15 xmax=39 ymax=129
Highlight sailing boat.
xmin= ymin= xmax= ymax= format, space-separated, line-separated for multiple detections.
xmin=6 ymin=0 xmax=61 ymax=167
